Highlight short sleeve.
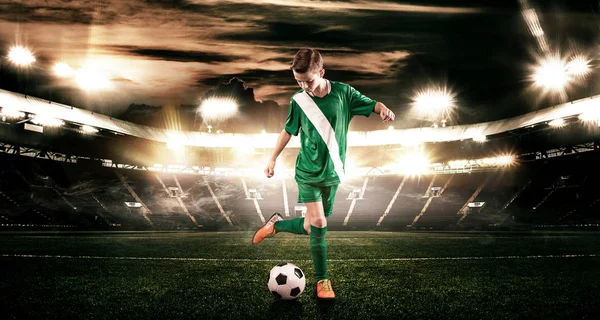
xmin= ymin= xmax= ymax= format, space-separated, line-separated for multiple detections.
xmin=284 ymin=98 xmax=301 ymax=136
xmin=348 ymin=85 xmax=376 ymax=117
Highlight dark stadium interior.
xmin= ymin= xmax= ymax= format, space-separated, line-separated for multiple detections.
xmin=1 ymin=144 xmax=599 ymax=232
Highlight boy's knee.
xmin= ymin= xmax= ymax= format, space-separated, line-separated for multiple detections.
xmin=310 ymin=218 xmax=327 ymax=228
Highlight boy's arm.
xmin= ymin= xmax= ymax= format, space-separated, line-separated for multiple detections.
xmin=373 ymin=102 xmax=395 ymax=122
xmin=264 ymin=129 xmax=293 ymax=178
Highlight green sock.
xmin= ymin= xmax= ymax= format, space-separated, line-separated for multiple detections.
xmin=310 ymin=225 xmax=328 ymax=281
xmin=274 ymin=218 xmax=308 ymax=235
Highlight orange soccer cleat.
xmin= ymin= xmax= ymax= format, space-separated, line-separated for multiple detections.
xmin=252 ymin=213 xmax=283 ymax=245
xmin=316 ymin=279 xmax=335 ymax=300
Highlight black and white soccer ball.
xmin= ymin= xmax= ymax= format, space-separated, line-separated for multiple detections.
xmin=268 ymin=263 xmax=306 ymax=300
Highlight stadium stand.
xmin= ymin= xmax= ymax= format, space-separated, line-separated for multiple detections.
xmin=2 ymin=88 xmax=600 ymax=231
xmin=2 ymin=150 xmax=600 ymax=231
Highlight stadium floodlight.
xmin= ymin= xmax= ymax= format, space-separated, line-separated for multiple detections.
xmin=579 ymin=112 xmax=599 ymax=121
xmin=579 ymin=112 xmax=600 ymax=126
xmin=166 ymin=136 xmax=188 ymax=164
xmin=54 ymin=62 xmax=75 ymax=78
xmin=165 ymin=132 xmax=190 ymax=163
xmin=533 ymin=56 xmax=569 ymax=90
xmin=198 ymin=97 xmax=238 ymax=122
xmin=472 ymin=134 xmax=487 ymax=143
xmin=391 ymin=151 xmax=430 ymax=175
xmin=400 ymin=153 xmax=430 ymax=175
xmin=412 ymin=87 xmax=456 ymax=119
xmin=31 ymin=115 xmax=64 ymax=127
xmin=8 ymin=46 xmax=36 ymax=66
xmin=76 ymin=68 xmax=111 ymax=92
xmin=167 ymin=139 xmax=185 ymax=151
xmin=494 ymin=155 xmax=515 ymax=166
xmin=448 ymin=155 xmax=515 ymax=169
xmin=0 ymin=108 xmax=25 ymax=119
xmin=80 ymin=125 xmax=98 ymax=134
xmin=548 ymin=118 xmax=565 ymax=127
xmin=480 ymin=155 xmax=515 ymax=166
xmin=449 ymin=159 xmax=469 ymax=169
xmin=566 ymin=55 xmax=591 ymax=78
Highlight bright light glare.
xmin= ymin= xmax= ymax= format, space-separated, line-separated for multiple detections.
xmin=31 ymin=115 xmax=64 ymax=127
xmin=548 ymin=118 xmax=565 ymax=127
xmin=522 ymin=8 xmax=544 ymax=37
xmin=199 ymin=98 xmax=238 ymax=121
xmin=394 ymin=152 xmax=430 ymax=176
xmin=533 ymin=57 xmax=569 ymax=90
xmin=81 ymin=125 xmax=98 ymax=134
xmin=166 ymin=138 xmax=188 ymax=164
xmin=566 ymin=56 xmax=591 ymax=78
xmin=345 ymin=157 xmax=359 ymax=173
xmin=0 ymin=108 xmax=25 ymax=119
xmin=480 ymin=155 xmax=515 ymax=166
xmin=579 ymin=112 xmax=600 ymax=122
xmin=448 ymin=155 xmax=515 ymax=168
xmin=521 ymin=6 xmax=548 ymax=52
xmin=412 ymin=88 xmax=456 ymax=116
xmin=8 ymin=46 xmax=36 ymax=66
xmin=233 ymin=144 xmax=255 ymax=156
xmin=167 ymin=140 xmax=185 ymax=151
xmin=54 ymin=63 xmax=75 ymax=78
xmin=76 ymin=68 xmax=111 ymax=91
xmin=448 ymin=160 xmax=469 ymax=169
xmin=472 ymin=134 xmax=487 ymax=142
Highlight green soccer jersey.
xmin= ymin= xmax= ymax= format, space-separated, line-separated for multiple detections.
xmin=284 ymin=80 xmax=377 ymax=186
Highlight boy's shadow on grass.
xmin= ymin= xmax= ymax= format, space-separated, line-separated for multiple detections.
xmin=269 ymin=299 xmax=336 ymax=319
xmin=316 ymin=299 xmax=336 ymax=318
xmin=269 ymin=300 xmax=304 ymax=319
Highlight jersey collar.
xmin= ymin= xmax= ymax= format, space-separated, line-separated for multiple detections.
xmin=307 ymin=79 xmax=331 ymax=98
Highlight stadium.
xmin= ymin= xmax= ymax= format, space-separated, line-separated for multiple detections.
xmin=1 ymin=1 xmax=600 ymax=319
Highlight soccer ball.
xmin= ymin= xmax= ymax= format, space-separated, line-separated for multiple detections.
xmin=268 ymin=263 xmax=306 ymax=300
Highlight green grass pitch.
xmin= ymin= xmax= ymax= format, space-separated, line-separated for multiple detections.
xmin=1 ymin=231 xmax=599 ymax=319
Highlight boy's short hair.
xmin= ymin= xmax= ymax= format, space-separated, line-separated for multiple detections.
xmin=290 ymin=48 xmax=323 ymax=73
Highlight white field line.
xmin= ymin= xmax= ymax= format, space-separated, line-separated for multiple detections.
xmin=1 ymin=253 xmax=597 ymax=263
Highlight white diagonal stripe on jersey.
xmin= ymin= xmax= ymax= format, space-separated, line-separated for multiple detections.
xmin=293 ymin=92 xmax=345 ymax=183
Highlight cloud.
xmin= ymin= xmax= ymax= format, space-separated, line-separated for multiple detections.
xmin=4 ymin=0 xmax=590 ymax=128
xmin=0 ymin=0 xmax=415 ymax=117
xmin=110 ymin=46 xmax=240 ymax=63
xmin=324 ymin=51 xmax=410 ymax=75
xmin=192 ymin=0 xmax=486 ymax=14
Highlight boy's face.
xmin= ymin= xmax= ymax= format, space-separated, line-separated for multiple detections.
xmin=293 ymin=68 xmax=324 ymax=94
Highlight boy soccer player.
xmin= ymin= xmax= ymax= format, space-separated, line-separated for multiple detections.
xmin=253 ymin=48 xmax=395 ymax=300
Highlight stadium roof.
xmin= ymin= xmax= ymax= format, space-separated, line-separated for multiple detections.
xmin=1 ymin=88 xmax=598 ymax=148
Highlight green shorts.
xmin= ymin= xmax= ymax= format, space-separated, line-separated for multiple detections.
xmin=297 ymin=183 xmax=339 ymax=217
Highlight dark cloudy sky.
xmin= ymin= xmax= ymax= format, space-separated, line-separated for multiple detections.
xmin=0 ymin=0 xmax=599 ymax=130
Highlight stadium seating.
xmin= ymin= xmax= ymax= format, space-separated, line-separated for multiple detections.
xmin=1 ymin=151 xmax=599 ymax=231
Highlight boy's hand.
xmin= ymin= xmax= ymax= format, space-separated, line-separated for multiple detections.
xmin=264 ymin=159 xmax=276 ymax=178
xmin=380 ymin=107 xmax=395 ymax=123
